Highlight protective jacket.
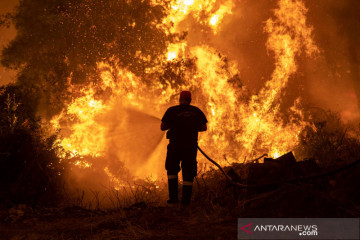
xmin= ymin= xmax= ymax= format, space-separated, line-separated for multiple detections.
xmin=161 ymin=104 xmax=207 ymax=145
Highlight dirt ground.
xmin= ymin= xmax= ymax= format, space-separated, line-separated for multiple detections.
xmin=0 ymin=204 xmax=238 ymax=240
xmin=1 ymin=181 xmax=359 ymax=240
xmin=1 ymin=162 xmax=359 ymax=240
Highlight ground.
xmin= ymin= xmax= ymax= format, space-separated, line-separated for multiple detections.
xmin=1 ymin=204 xmax=237 ymax=240
xmin=1 ymin=161 xmax=359 ymax=239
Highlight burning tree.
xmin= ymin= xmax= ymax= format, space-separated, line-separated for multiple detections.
xmin=1 ymin=0 xmax=359 ymax=206
xmin=1 ymin=0 xmax=173 ymax=116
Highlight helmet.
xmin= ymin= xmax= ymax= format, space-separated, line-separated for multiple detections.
xmin=180 ymin=91 xmax=191 ymax=101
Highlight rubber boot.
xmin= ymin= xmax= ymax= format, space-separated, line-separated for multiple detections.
xmin=167 ymin=178 xmax=179 ymax=204
xmin=181 ymin=184 xmax=193 ymax=206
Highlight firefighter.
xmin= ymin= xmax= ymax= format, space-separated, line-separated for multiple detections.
xmin=161 ymin=91 xmax=207 ymax=206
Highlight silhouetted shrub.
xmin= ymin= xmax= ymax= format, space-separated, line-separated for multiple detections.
xmin=0 ymin=85 xmax=65 ymax=207
xmin=298 ymin=110 xmax=360 ymax=166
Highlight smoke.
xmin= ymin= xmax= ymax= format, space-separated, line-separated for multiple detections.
xmin=303 ymin=0 xmax=360 ymax=122
xmin=177 ymin=0 xmax=277 ymax=92
xmin=176 ymin=0 xmax=360 ymax=122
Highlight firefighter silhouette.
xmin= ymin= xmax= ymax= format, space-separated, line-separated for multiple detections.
xmin=161 ymin=91 xmax=207 ymax=205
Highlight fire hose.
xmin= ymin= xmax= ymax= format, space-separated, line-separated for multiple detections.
xmin=197 ymin=145 xmax=360 ymax=189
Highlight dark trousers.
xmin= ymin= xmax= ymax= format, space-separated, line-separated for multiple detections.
xmin=165 ymin=142 xmax=198 ymax=182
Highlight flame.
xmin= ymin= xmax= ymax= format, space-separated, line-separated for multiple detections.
xmin=167 ymin=42 xmax=187 ymax=61
xmin=209 ymin=15 xmax=218 ymax=26
xmin=208 ymin=0 xmax=233 ymax=33
xmin=51 ymin=86 xmax=108 ymax=158
xmin=51 ymin=0 xmax=319 ymax=187
xmin=159 ymin=0 xmax=234 ymax=34
xmin=235 ymin=0 xmax=319 ymax=159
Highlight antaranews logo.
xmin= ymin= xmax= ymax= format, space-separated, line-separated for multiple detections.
xmin=238 ymin=218 xmax=359 ymax=240
xmin=240 ymin=222 xmax=318 ymax=236
xmin=241 ymin=223 xmax=253 ymax=234
xmin=252 ymin=224 xmax=318 ymax=236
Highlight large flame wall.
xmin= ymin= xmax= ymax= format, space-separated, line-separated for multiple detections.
xmin=50 ymin=0 xmax=360 ymax=190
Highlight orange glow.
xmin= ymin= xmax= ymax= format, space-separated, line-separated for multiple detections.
xmin=52 ymin=0 xmax=320 ymax=187
xmin=208 ymin=0 xmax=233 ymax=33
xmin=167 ymin=42 xmax=187 ymax=61
xmin=159 ymin=0 xmax=234 ymax=34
